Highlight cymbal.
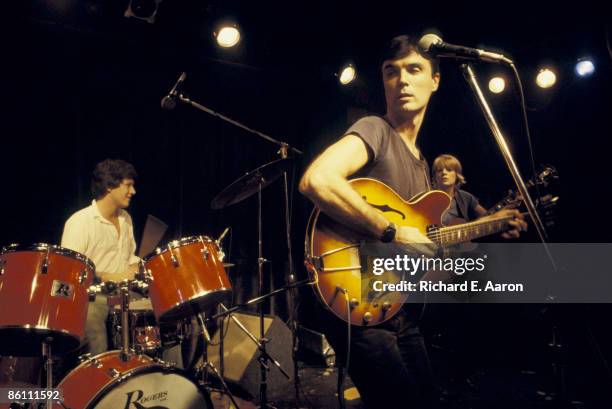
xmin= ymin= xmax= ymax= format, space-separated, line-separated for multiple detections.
xmin=211 ymin=158 xmax=292 ymax=209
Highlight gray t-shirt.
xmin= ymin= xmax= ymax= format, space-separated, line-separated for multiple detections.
xmin=346 ymin=116 xmax=431 ymax=200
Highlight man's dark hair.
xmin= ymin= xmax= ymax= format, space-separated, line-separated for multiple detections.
xmin=91 ymin=159 xmax=137 ymax=200
xmin=381 ymin=35 xmax=440 ymax=76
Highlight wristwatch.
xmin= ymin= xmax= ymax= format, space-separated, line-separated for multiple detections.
xmin=380 ymin=222 xmax=397 ymax=243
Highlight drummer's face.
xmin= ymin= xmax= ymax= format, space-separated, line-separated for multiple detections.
xmin=109 ymin=178 xmax=136 ymax=208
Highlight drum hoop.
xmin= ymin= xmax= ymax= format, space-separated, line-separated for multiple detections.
xmin=83 ymin=355 xmax=205 ymax=409
xmin=0 ymin=243 xmax=96 ymax=273
xmin=146 ymin=235 xmax=213 ymax=260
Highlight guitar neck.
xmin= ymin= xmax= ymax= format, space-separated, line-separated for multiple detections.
xmin=429 ymin=215 xmax=514 ymax=246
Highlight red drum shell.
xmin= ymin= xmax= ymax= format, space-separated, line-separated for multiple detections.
xmin=0 ymin=244 xmax=95 ymax=355
xmin=145 ymin=236 xmax=231 ymax=322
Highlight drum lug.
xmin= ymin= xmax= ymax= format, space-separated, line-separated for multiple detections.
xmin=78 ymin=353 xmax=92 ymax=363
xmin=87 ymin=285 xmax=99 ymax=301
xmin=108 ymin=368 xmax=120 ymax=378
xmin=201 ymin=247 xmax=210 ymax=260
xmin=91 ymin=358 xmax=103 ymax=368
xmin=41 ymin=248 xmax=50 ymax=274
xmin=153 ymin=357 xmax=174 ymax=369
xmin=0 ymin=258 xmax=5 ymax=275
xmin=78 ymin=269 xmax=88 ymax=284
xmin=168 ymin=244 xmax=179 ymax=268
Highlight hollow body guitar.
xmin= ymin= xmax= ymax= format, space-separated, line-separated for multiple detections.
xmin=304 ymin=178 xmax=517 ymax=326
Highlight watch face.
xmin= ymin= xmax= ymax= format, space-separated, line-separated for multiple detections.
xmin=381 ymin=223 xmax=396 ymax=243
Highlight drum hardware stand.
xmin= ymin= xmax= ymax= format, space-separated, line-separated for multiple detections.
xmin=194 ymin=313 xmax=241 ymax=409
xmin=42 ymin=337 xmax=53 ymax=409
xmin=208 ymin=278 xmax=314 ymax=322
xmin=255 ymin=178 xmax=274 ymax=409
xmin=119 ymin=282 xmax=132 ymax=362
xmin=278 ymin=145 xmax=304 ymax=408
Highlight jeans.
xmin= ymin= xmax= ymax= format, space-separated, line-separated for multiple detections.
xmin=320 ymin=305 xmax=438 ymax=408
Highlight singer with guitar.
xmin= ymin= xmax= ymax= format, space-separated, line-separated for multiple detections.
xmin=299 ymin=35 xmax=526 ymax=408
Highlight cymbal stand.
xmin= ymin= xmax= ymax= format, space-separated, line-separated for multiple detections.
xmin=255 ymin=178 xmax=275 ymax=409
xmin=195 ymin=313 xmax=241 ymax=409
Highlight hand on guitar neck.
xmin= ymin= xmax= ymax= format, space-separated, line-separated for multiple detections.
xmin=394 ymin=225 xmax=437 ymax=256
xmin=481 ymin=208 xmax=528 ymax=239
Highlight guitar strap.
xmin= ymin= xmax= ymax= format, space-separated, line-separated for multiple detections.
xmin=454 ymin=190 xmax=468 ymax=221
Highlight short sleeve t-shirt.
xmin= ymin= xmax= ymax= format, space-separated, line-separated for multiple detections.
xmin=346 ymin=116 xmax=431 ymax=200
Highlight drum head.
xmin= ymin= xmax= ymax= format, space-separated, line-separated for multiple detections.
xmin=90 ymin=370 xmax=212 ymax=409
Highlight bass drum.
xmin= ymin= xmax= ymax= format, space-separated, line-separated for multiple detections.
xmin=58 ymin=351 xmax=212 ymax=409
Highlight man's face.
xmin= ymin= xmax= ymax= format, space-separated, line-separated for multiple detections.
xmin=108 ymin=178 xmax=136 ymax=209
xmin=435 ymin=167 xmax=457 ymax=188
xmin=382 ymin=51 xmax=440 ymax=117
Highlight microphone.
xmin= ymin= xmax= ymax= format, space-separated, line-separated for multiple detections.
xmin=160 ymin=72 xmax=187 ymax=110
xmin=418 ymin=34 xmax=513 ymax=65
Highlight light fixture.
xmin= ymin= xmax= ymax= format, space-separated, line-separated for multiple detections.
xmin=488 ymin=77 xmax=506 ymax=94
xmin=124 ymin=0 xmax=162 ymax=24
xmin=338 ymin=64 xmax=357 ymax=85
xmin=575 ymin=58 xmax=595 ymax=77
xmin=216 ymin=26 xmax=241 ymax=48
xmin=536 ymin=68 xmax=556 ymax=89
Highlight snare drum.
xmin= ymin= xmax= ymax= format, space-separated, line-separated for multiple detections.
xmin=0 ymin=243 xmax=95 ymax=356
xmin=58 ymin=351 xmax=212 ymax=409
xmin=144 ymin=236 xmax=231 ymax=322
xmin=108 ymin=299 xmax=191 ymax=355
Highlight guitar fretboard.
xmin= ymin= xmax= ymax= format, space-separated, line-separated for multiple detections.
xmin=428 ymin=215 xmax=513 ymax=245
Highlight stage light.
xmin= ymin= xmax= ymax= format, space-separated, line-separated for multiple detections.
xmin=216 ymin=26 xmax=241 ymax=48
xmin=124 ymin=0 xmax=161 ymax=24
xmin=575 ymin=58 xmax=595 ymax=77
xmin=338 ymin=64 xmax=357 ymax=85
xmin=488 ymin=77 xmax=506 ymax=94
xmin=536 ymin=68 xmax=556 ymax=89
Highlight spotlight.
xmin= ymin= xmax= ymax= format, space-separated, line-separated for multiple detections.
xmin=216 ymin=26 xmax=241 ymax=48
xmin=488 ymin=77 xmax=506 ymax=94
xmin=536 ymin=68 xmax=556 ymax=89
xmin=124 ymin=0 xmax=162 ymax=24
xmin=575 ymin=58 xmax=595 ymax=77
xmin=338 ymin=64 xmax=357 ymax=85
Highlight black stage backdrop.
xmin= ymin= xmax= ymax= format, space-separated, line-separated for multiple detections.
xmin=2 ymin=0 xmax=612 ymax=404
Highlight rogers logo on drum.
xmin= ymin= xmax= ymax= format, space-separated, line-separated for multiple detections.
xmin=124 ymin=390 xmax=169 ymax=409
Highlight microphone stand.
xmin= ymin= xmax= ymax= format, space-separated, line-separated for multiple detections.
xmin=460 ymin=64 xmax=555 ymax=268
xmin=171 ymin=92 xmax=304 ymax=407
xmin=461 ymin=64 xmax=578 ymax=407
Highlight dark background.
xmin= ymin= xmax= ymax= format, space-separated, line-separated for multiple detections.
xmin=2 ymin=1 xmax=612 ymax=406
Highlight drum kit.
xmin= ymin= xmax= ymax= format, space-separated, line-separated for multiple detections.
xmin=0 ymin=157 xmax=313 ymax=409
xmin=0 ymin=73 xmax=311 ymax=409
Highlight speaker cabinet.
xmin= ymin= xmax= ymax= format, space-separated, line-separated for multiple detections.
xmin=207 ymin=312 xmax=293 ymax=401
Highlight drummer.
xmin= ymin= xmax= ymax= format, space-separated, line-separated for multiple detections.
xmin=61 ymin=159 xmax=140 ymax=355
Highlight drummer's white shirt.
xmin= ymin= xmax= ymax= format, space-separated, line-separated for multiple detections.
xmin=61 ymin=200 xmax=140 ymax=278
